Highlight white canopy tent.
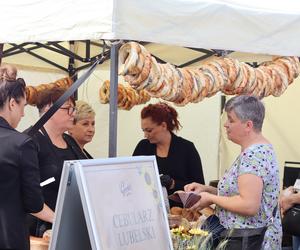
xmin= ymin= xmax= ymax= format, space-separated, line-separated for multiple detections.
xmin=1 ymin=0 xmax=300 ymax=55
xmin=1 ymin=0 xmax=300 ymax=182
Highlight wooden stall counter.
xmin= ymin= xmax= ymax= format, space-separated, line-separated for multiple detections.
xmin=30 ymin=236 xmax=49 ymax=250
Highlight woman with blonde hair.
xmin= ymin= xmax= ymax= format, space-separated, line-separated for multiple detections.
xmin=68 ymin=100 xmax=95 ymax=158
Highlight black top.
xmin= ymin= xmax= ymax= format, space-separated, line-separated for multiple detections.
xmin=0 ymin=117 xmax=44 ymax=250
xmin=27 ymin=128 xmax=93 ymax=237
xmin=133 ymin=133 xmax=205 ymax=205
xmin=31 ymin=129 xmax=92 ymax=210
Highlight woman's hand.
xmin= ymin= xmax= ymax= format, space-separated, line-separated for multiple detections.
xmin=184 ymin=182 xmax=218 ymax=195
xmin=189 ymin=192 xmax=214 ymax=211
xmin=184 ymin=182 xmax=207 ymax=194
xmin=279 ymin=187 xmax=295 ymax=216
xmin=280 ymin=195 xmax=294 ymax=217
xmin=160 ymin=175 xmax=174 ymax=190
xmin=31 ymin=203 xmax=55 ymax=223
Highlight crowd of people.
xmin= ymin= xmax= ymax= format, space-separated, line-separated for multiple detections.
xmin=0 ymin=64 xmax=299 ymax=250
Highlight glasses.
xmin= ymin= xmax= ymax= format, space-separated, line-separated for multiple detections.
xmin=60 ymin=106 xmax=76 ymax=115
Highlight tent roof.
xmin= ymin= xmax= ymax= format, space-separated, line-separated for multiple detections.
xmin=1 ymin=0 xmax=300 ymax=56
xmin=0 ymin=0 xmax=114 ymax=42
xmin=114 ymin=0 xmax=300 ymax=56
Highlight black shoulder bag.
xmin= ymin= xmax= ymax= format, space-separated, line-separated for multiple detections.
xmin=282 ymin=172 xmax=300 ymax=236
xmin=282 ymin=204 xmax=300 ymax=236
xmin=282 ymin=176 xmax=300 ymax=236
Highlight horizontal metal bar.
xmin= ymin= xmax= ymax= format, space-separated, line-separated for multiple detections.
xmin=47 ymin=42 xmax=86 ymax=62
xmin=10 ymin=43 xmax=68 ymax=72
xmin=35 ymin=42 xmax=78 ymax=59
xmin=151 ymin=54 xmax=166 ymax=64
xmin=185 ymin=47 xmax=213 ymax=54
xmin=178 ymin=52 xmax=215 ymax=67
xmin=74 ymin=50 xmax=110 ymax=72
xmin=4 ymin=42 xmax=32 ymax=54
xmin=285 ymin=161 xmax=300 ymax=165
xmin=3 ymin=44 xmax=41 ymax=57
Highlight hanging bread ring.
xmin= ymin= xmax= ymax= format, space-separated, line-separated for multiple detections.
xmin=99 ymin=80 xmax=110 ymax=103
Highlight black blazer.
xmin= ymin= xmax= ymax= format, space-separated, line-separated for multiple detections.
xmin=133 ymin=133 xmax=205 ymax=193
xmin=0 ymin=117 xmax=44 ymax=250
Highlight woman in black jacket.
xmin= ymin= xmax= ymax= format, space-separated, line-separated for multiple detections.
xmin=0 ymin=77 xmax=53 ymax=250
xmin=27 ymin=86 xmax=91 ymax=237
xmin=133 ymin=102 xmax=205 ymax=207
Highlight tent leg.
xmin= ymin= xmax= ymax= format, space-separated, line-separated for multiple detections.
xmin=109 ymin=41 xmax=121 ymax=157
xmin=0 ymin=44 xmax=3 ymax=65
xmin=68 ymin=41 xmax=78 ymax=100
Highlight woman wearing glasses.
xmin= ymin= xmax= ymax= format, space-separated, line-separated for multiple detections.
xmin=133 ymin=102 xmax=205 ymax=207
xmin=0 ymin=77 xmax=54 ymax=250
xmin=27 ymin=86 xmax=90 ymax=237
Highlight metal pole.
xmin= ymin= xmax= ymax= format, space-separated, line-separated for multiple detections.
xmin=68 ymin=41 xmax=78 ymax=100
xmin=108 ymin=41 xmax=120 ymax=157
xmin=0 ymin=44 xmax=4 ymax=65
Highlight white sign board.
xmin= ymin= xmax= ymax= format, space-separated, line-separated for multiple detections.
xmin=50 ymin=156 xmax=173 ymax=250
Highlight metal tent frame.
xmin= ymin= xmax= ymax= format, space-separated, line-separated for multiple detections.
xmin=0 ymin=40 xmax=258 ymax=157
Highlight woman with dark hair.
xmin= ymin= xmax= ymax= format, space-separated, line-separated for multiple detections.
xmin=27 ymin=86 xmax=91 ymax=237
xmin=0 ymin=77 xmax=53 ymax=250
xmin=133 ymin=102 xmax=205 ymax=207
xmin=185 ymin=95 xmax=281 ymax=249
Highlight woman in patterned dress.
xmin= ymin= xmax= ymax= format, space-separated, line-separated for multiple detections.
xmin=185 ymin=95 xmax=281 ymax=249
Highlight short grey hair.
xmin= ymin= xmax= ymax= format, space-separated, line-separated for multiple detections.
xmin=74 ymin=100 xmax=95 ymax=124
xmin=224 ymin=95 xmax=265 ymax=131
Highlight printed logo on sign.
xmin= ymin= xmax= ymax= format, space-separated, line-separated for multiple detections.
xmin=119 ymin=181 xmax=132 ymax=197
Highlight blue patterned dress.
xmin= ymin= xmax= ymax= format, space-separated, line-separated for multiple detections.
xmin=216 ymin=144 xmax=282 ymax=249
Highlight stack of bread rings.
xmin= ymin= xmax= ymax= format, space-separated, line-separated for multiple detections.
xmin=99 ymin=80 xmax=151 ymax=110
xmin=170 ymin=206 xmax=201 ymax=222
xmin=0 ymin=64 xmax=17 ymax=80
xmin=118 ymin=42 xmax=300 ymax=106
xmin=26 ymin=77 xmax=73 ymax=105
